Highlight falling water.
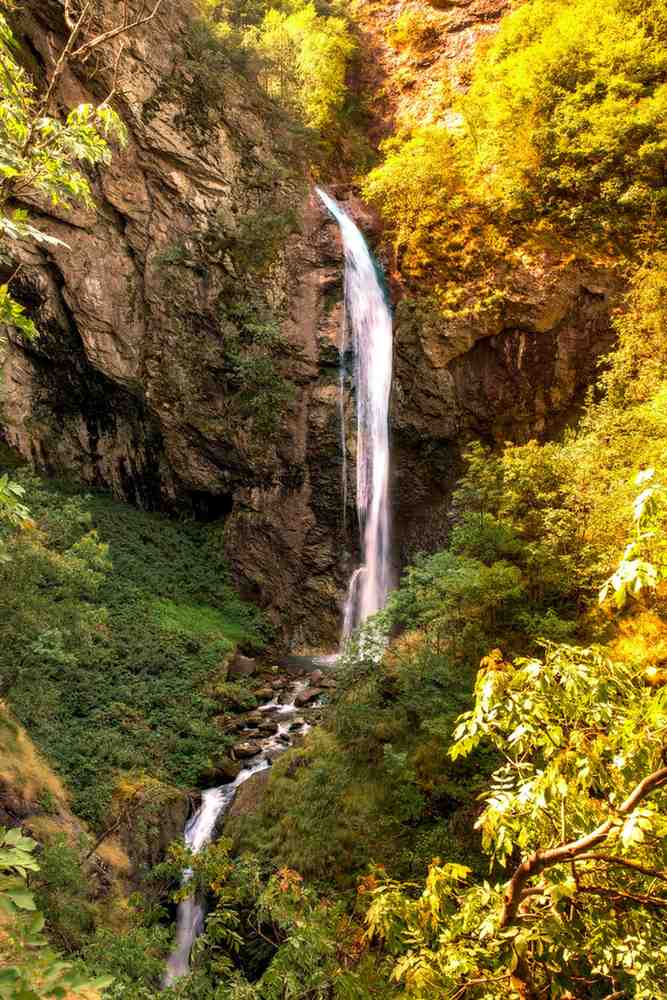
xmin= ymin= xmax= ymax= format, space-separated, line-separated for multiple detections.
xmin=317 ymin=189 xmax=394 ymax=637
xmin=164 ymin=681 xmax=310 ymax=985
xmin=164 ymin=759 xmax=270 ymax=985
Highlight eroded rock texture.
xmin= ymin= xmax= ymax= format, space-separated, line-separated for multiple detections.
xmin=1 ymin=0 xmax=621 ymax=642
xmin=3 ymin=1 xmax=355 ymax=644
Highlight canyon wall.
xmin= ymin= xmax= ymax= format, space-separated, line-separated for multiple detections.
xmin=1 ymin=0 xmax=621 ymax=643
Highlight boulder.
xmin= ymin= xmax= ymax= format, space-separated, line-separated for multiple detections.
xmin=288 ymin=719 xmax=305 ymax=731
xmin=294 ymin=688 xmax=322 ymax=707
xmin=228 ymin=654 xmax=257 ymax=678
xmin=198 ymin=757 xmax=241 ymax=787
xmin=258 ymin=719 xmax=279 ymax=735
xmin=233 ymin=741 xmax=262 ymax=759
xmin=254 ymin=687 xmax=274 ymax=702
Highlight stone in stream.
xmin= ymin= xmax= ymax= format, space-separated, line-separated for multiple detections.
xmin=197 ymin=757 xmax=241 ymax=786
xmin=258 ymin=719 xmax=279 ymax=735
xmin=228 ymin=654 xmax=257 ymax=678
xmin=288 ymin=719 xmax=305 ymax=732
xmin=294 ymin=687 xmax=323 ymax=707
xmin=233 ymin=741 xmax=262 ymax=759
xmin=254 ymin=687 xmax=274 ymax=701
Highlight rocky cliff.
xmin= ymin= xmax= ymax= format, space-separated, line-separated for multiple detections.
xmin=1 ymin=0 xmax=622 ymax=643
xmin=3 ymin=0 xmax=356 ymax=645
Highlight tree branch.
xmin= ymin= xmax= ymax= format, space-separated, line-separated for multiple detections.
xmin=577 ymin=853 xmax=667 ymax=882
xmin=576 ymin=884 xmax=667 ymax=911
xmin=36 ymin=1 xmax=92 ymax=123
xmin=500 ymin=765 xmax=667 ymax=927
xmin=70 ymin=0 xmax=166 ymax=62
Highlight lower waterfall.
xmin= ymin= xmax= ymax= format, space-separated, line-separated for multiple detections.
xmin=164 ymin=680 xmax=309 ymax=984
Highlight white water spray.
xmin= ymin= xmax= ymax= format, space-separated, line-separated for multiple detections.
xmin=317 ymin=189 xmax=394 ymax=636
xmin=164 ymin=681 xmax=310 ymax=985
xmin=164 ymin=759 xmax=269 ymax=985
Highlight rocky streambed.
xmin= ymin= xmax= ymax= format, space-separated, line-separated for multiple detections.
xmin=165 ymin=653 xmax=338 ymax=983
xmin=199 ymin=654 xmax=338 ymax=786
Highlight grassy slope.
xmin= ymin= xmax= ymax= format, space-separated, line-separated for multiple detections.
xmin=0 ymin=474 xmax=268 ymax=826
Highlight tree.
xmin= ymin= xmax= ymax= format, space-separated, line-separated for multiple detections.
xmin=0 ymin=825 xmax=112 ymax=997
xmin=365 ymin=643 xmax=667 ymax=999
xmin=245 ymin=0 xmax=355 ymax=135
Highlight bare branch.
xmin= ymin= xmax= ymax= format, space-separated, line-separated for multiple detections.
xmin=71 ymin=0 xmax=166 ymax=62
xmin=500 ymin=765 xmax=667 ymax=927
xmin=99 ymin=40 xmax=126 ymax=107
xmin=577 ymin=884 xmax=667 ymax=911
xmin=63 ymin=0 xmax=77 ymax=32
xmin=577 ymin=853 xmax=667 ymax=882
xmin=37 ymin=0 xmax=92 ymax=121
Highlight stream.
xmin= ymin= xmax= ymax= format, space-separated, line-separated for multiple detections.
xmin=164 ymin=677 xmax=312 ymax=985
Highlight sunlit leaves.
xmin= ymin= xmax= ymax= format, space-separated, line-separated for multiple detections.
xmin=0 ymin=12 xmax=126 ymax=338
xmin=366 ymin=641 xmax=667 ymax=998
xmin=247 ymin=1 xmax=355 ymax=135
xmin=600 ymin=469 xmax=667 ymax=609
xmin=0 ymin=827 xmax=113 ymax=998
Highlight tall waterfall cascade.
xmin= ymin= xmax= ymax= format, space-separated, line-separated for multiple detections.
xmin=316 ymin=189 xmax=394 ymax=637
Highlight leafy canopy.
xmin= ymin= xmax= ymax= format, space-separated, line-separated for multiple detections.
xmin=366 ymin=643 xmax=667 ymax=1000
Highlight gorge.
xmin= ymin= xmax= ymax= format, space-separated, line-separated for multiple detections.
xmin=1 ymin=1 xmax=666 ymax=998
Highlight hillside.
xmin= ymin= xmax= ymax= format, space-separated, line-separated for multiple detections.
xmin=0 ymin=1 xmax=666 ymax=998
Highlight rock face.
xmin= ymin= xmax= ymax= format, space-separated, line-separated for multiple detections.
xmin=391 ymin=260 xmax=620 ymax=561
xmin=1 ymin=0 xmax=622 ymax=643
xmin=4 ymin=0 xmax=353 ymax=645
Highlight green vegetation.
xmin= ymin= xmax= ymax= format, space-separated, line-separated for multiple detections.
xmin=364 ymin=0 xmax=667 ymax=297
xmin=0 ymin=475 xmax=267 ymax=826
xmin=246 ymin=1 xmax=356 ymax=136
xmin=2 ymin=0 xmax=667 ymax=998
xmin=0 ymin=12 xmax=126 ymax=338
xmin=0 ymin=826 xmax=111 ymax=998
xmin=141 ymin=243 xmax=667 ymax=998
xmin=153 ymin=1 xmax=356 ymax=149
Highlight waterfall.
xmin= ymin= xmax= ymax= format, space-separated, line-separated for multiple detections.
xmin=164 ymin=680 xmax=310 ymax=984
xmin=164 ymin=759 xmax=270 ymax=986
xmin=316 ymin=189 xmax=394 ymax=637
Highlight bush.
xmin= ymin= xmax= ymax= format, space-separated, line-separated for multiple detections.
xmin=0 ymin=476 xmax=267 ymax=826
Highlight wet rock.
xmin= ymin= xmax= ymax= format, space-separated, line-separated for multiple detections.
xmin=224 ymin=770 xmax=271 ymax=823
xmin=309 ymin=669 xmax=324 ymax=685
xmin=198 ymin=757 xmax=241 ymax=787
xmin=258 ymin=719 xmax=279 ymax=736
xmin=229 ymin=655 xmax=257 ymax=679
xmin=254 ymin=687 xmax=274 ymax=702
xmin=294 ymin=688 xmax=323 ymax=707
xmin=233 ymin=741 xmax=262 ymax=759
xmin=218 ymin=717 xmax=247 ymax=733
xmin=288 ymin=719 xmax=305 ymax=731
